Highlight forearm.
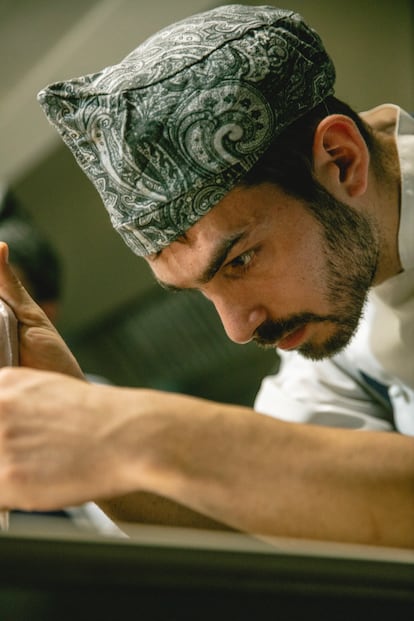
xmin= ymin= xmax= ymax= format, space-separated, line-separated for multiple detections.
xmin=103 ymin=388 xmax=414 ymax=548
xmin=1 ymin=372 xmax=412 ymax=548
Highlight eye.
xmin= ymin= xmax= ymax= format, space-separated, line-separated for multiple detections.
xmin=225 ymin=249 xmax=255 ymax=275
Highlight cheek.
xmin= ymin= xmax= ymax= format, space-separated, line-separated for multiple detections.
xmin=259 ymin=234 xmax=328 ymax=310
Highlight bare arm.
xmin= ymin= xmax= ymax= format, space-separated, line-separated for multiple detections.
xmin=95 ymin=391 xmax=414 ymax=546
xmin=100 ymin=387 xmax=414 ymax=548
xmin=0 ymin=372 xmax=412 ymax=548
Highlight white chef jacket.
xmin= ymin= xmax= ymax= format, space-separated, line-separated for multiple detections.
xmin=254 ymin=105 xmax=414 ymax=436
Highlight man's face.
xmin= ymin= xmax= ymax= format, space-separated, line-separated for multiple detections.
xmin=148 ymin=182 xmax=378 ymax=360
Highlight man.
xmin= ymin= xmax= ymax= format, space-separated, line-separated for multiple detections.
xmin=0 ymin=5 xmax=412 ymax=547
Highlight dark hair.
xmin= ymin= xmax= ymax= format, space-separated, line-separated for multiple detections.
xmin=0 ymin=188 xmax=62 ymax=302
xmin=240 ymin=96 xmax=375 ymax=201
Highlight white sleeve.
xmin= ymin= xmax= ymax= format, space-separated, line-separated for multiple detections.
xmin=254 ymin=351 xmax=394 ymax=431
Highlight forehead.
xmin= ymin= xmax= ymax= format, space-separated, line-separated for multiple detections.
xmin=146 ymin=183 xmax=287 ymax=287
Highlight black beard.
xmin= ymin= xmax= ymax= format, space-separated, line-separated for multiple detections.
xmin=254 ymin=308 xmax=364 ymax=360
xmin=254 ymin=185 xmax=378 ymax=361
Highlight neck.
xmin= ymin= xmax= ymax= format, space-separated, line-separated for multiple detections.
xmin=369 ymin=124 xmax=402 ymax=286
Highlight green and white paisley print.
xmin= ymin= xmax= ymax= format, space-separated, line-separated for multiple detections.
xmin=38 ymin=4 xmax=335 ymax=256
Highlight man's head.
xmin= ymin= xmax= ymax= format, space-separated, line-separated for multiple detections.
xmin=37 ymin=5 xmax=393 ymax=359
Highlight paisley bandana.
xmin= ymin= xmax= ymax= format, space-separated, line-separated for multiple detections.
xmin=38 ymin=4 xmax=335 ymax=257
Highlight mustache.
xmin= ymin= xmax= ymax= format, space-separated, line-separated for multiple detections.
xmin=253 ymin=312 xmax=334 ymax=348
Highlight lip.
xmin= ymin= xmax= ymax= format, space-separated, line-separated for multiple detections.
xmin=276 ymin=325 xmax=307 ymax=351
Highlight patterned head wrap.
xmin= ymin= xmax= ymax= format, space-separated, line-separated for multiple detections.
xmin=38 ymin=4 xmax=335 ymax=257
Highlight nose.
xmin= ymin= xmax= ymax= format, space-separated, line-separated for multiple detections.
xmin=212 ymin=297 xmax=267 ymax=344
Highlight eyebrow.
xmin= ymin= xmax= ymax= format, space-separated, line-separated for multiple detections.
xmin=156 ymin=231 xmax=247 ymax=292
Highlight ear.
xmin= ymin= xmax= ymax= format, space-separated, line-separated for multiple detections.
xmin=312 ymin=114 xmax=370 ymax=199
